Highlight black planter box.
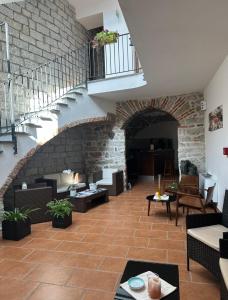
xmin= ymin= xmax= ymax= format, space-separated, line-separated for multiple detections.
xmin=2 ymin=218 xmax=31 ymax=241
xmin=52 ymin=213 xmax=72 ymax=229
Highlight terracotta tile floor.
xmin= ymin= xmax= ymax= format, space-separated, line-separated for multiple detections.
xmin=0 ymin=182 xmax=220 ymax=300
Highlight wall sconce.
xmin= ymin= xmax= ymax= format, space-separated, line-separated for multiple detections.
xmin=223 ymin=148 xmax=228 ymax=156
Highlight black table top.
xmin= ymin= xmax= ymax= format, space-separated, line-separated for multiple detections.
xmin=115 ymin=260 xmax=179 ymax=300
xmin=146 ymin=194 xmax=176 ymax=203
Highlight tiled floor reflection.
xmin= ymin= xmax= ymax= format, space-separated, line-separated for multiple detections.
xmin=0 ymin=181 xmax=220 ymax=300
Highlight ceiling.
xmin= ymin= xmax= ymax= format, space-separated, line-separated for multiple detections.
xmin=125 ymin=109 xmax=177 ymax=138
xmin=118 ymin=0 xmax=228 ymax=98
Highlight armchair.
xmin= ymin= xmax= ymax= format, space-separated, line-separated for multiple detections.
xmin=186 ymin=190 xmax=228 ymax=278
xmin=220 ymin=237 xmax=228 ymax=300
xmin=94 ymin=168 xmax=124 ymax=196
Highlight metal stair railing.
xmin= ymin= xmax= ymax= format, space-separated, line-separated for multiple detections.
xmin=1 ymin=44 xmax=88 ymax=134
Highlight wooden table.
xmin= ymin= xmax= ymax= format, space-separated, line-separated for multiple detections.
xmin=115 ymin=260 xmax=180 ymax=300
xmin=146 ymin=194 xmax=176 ymax=220
xmin=69 ymin=188 xmax=108 ymax=213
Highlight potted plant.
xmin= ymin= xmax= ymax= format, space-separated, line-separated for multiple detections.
xmin=2 ymin=208 xmax=38 ymax=241
xmin=92 ymin=30 xmax=119 ymax=48
xmin=46 ymin=199 xmax=73 ymax=229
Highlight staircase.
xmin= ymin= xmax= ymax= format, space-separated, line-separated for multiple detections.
xmin=0 ymin=38 xmax=90 ymax=189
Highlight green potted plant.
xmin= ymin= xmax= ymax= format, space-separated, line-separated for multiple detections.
xmin=46 ymin=199 xmax=73 ymax=229
xmin=2 ymin=208 xmax=38 ymax=241
xmin=92 ymin=30 xmax=119 ymax=48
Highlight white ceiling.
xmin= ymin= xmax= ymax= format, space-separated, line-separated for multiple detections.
xmin=118 ymin=0 xmax=228 ymax=98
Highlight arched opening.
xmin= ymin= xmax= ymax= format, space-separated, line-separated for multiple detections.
xmin=124 ymin=108 xmax=179 ymax=185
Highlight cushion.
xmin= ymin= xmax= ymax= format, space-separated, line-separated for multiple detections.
xmin=44 ymin=173 xmax=61 ymax=186
xmin=220 ymin=258 xmax=228 ymax=290
xmin=222 ymin=190 xmax=228 ymax=227
xmin=57 ymin=185 xmax=70 ymax=193
xmin=187 ymin=224 xmax=228 ymax=251
xmin=102 ymin=168 xmax=118 ymax=179
xmin=61 ymin=173 xmax=74 ymax=185
xmin=96 ymin=179 xmax=112 ymax=185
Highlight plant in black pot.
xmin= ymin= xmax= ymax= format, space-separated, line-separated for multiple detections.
xmin=2 ymin=208 xmax=38 ymax=241
xmin=46 ymin=199 xmax=73 ymax=229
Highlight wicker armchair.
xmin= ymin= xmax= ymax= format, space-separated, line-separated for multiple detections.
xmin=220 ymin=236 xmax=228 ymax=300
xmin=186 ymin=190 xmax=228 ymax=278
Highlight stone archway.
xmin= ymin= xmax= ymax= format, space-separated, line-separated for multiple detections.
xmin=0 ymin=114 xmax=116 ymax=200
xmin=116 ymin=92 xmax=205 ymax=173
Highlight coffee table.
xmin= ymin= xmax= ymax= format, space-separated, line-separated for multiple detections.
xmin=69 ymin=188 xmax=108 ymax=213
xmin=146 ymin=194 xmax=176 ymax=220
xmin=115 ymin=260 xmax=179 ymax=300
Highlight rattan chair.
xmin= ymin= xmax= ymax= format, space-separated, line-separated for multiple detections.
xmin=220 ymin=236 xmax=228 ymax=300
xmin=186 ymin=190 xmax=228 ymax=278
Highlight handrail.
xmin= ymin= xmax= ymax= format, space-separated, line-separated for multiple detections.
xmin=88 ymin=32 xmax=141 ymax=80
xmin=0 ymin=43 xmax=89 ymax=134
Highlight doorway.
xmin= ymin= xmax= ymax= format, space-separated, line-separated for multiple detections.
xmin=125 ymin=109 xmax=179 ymax=185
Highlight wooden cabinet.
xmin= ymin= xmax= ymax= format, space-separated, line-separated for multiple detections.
xmin=137 ymin=150 xmax=174 ymax=176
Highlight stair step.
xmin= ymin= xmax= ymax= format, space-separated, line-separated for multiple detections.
xmin=24 ymin=122 xmax=43 ymax=128
xmin=39 ymin=116 xmax=53 ymax=121
xmin=0 ymin=140 xmax=13 ymax=144
xmin=68 ymin=90 xmax=83 ymax=96
xmin=56 ymin=102 xmax=68 ymax=107
xmin=61 ymin=95 xmax=76 ymax=101
xmin=50 ymin=108 xmax=60 ymax=114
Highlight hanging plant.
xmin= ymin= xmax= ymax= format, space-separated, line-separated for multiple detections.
xmin=92 ymin=30 xmax=119 ymax=48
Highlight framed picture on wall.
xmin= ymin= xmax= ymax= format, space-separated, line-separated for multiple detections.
xmin=209 ymin=105 xmax=223 ymax=131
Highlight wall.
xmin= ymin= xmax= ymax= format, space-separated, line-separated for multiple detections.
xmin=3 ymin=119 xmax=127 ymax=209
xmin=4 ymin=126 xmax=84 ymax=210
xmin=117 ymin=93 xmax=205 ymax=173
xmin=0 ymin=0 xmax=88 ymax=109
xmin=71 ymin=0 xmax=129 ymax=34
xmin=204 ymin=56 xmax=228 ymax=210
xmin=82 ymin=121 xmax=126 ymax=183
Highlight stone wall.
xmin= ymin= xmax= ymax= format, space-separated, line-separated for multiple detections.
xmin=82 ymin=122 xmax=126 ymax=182
xmin=0 ymin=0 xmax=88 ymax=76
xmin=4 ymin=126 xmax=84 ymax=210
xmin=0 ymin=0 xmax=88 ymax=109
xmin=117 ymin=93 xmax=205 ymax=173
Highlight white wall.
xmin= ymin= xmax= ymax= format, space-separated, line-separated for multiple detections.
xmin=70 ymin=0 xmax=129 ymax=33
xmin=204 ymin=56 xmax=228 ymax=210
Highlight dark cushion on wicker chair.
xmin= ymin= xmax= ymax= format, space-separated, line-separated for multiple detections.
xmin=186 ymin=189 xmax=228 ymax=279
xmin=222 ymin=190 xmax=228 ymax=227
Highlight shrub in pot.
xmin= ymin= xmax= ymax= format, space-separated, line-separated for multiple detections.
xmin=92 ymin=30 xmax=119 ymax=48
xmin=2 ymin=208 xmax=38 ymax=241
xmin=46 ymin=199 xmax=73 ymax=229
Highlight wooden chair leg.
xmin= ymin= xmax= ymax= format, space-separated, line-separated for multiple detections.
xmin=187 ymin=255 xmax=190 ymax=271
xmin=175 ymin=197 xmax=179 ymax=226
xmin=147 ymin=201 xmax=151 ymax=216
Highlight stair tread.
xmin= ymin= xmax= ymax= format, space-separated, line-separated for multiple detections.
xmin=39 ymin=116 xmax=53 ymax=121
xmin=57 ymin=102 xmax=68 ymax=106
xmin=61 ymin=95 xmax=76 ymax=100
xmin=24 ymin=123 xmax=42 ymax=128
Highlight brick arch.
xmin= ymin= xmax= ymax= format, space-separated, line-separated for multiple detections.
xmin=0 ymin=114 xmax=115 ymax=199
xmin=116 ymin=93 xmax=202 ymax=127
xmin=116 ymin=92 xmax=205 ymax=174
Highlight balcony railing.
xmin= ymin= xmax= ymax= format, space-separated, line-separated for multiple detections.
xmin=88 ymin=33 xmax=141 ymax=80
